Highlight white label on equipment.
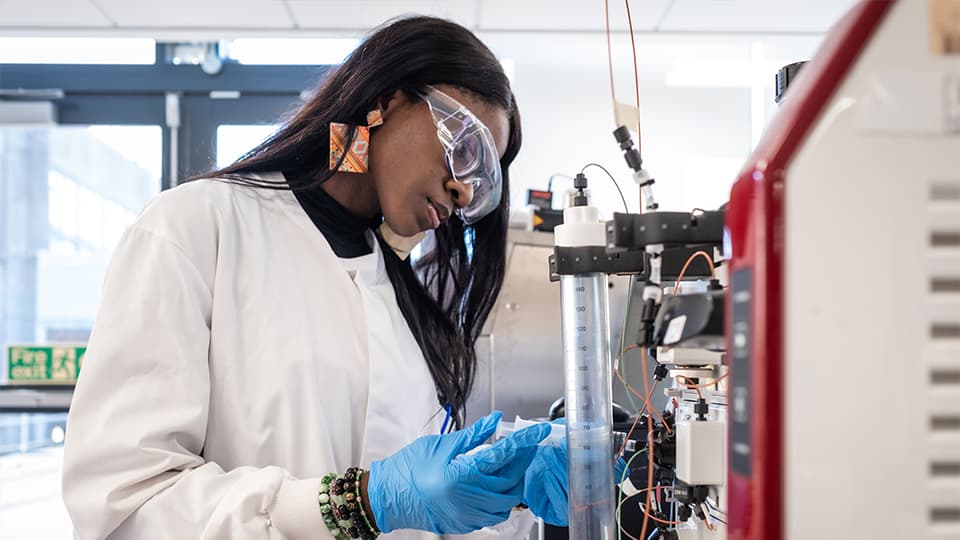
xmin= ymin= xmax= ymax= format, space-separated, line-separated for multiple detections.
xmin=664 ymin=315 xmax=687 ymax=345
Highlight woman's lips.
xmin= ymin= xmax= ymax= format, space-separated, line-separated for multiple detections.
xmin=426 ymin=201 xmax=441 ymax=229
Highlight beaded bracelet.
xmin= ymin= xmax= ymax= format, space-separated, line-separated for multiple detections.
xmin=319 ymin=468 xmax=379 ymax=540
xmin=354 ymin=470 xmax=381 ymax=536
xmin=319 ymin=473 xmax=349 ymax=539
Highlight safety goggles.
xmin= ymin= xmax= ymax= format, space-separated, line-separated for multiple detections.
xmin=417 ymin=86 xmax=503 ymax=225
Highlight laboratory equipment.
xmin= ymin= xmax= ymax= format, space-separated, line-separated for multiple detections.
xmin=553 ymin=174 xmax=617 ymax=540
xmin=545 ymin=127 xmax=727 ymax=539
xmin=466 ymin=230 xmax=640 ymax=426
xmin=546 ymin=2 xmax=959 ymax=538
xmin=728 ymin=0 xmax=960 ymax=538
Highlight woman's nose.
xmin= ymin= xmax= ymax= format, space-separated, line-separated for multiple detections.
xmin=446 ymin=178 xmax=475 ymax=209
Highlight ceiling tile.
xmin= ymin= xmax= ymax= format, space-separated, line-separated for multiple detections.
xmin=478 ymin=0 xmax=672 ymax=32
xmin=286 ymin=1 xmax=478 ymax=30
xmin=95 ymin=0 xmax=293 ymax=28
xmin=0 ymin=0 xmax=112 ymax=27
xmin=659 ymin=0 xmax=859 ymax=33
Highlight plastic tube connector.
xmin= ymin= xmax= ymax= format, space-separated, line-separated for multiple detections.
xmin=495 ymin=416 xmax=565 ymax=446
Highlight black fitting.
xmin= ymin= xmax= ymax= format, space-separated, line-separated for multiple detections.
xmin=660 ymin=410 xmax=675 ymax=433
xmin=654 ymin=364 xmax=669 ymax=381
xmin=612 ymin=125 xmax=644 ymax=172
xmin=624 ymin=149 xmax=643 ymax=171
xmin=694 ymin=398 xmax=709 ymax=421
xmin=572 ymin=173 xmax=589 ymax=206
xmin=639 ymin=298 xmax=659 ymax=346
xmin=641 ymin=298 xmax=658 ymax=323
xmin=677 ymin=504 xmax=693 ymax=522
xmin=655 ymin=467 xmax=675 ymax=485
xmin=574 ymin=172 xmax=588 ymax=190
xmin=709 ymin=278 xmax=723 ymax=290
xmin=674 ymin=482 xmax=709 ymax=504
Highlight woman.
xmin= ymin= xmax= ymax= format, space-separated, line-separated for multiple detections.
xmin=62 ymin=16 xmax=566 ymax=540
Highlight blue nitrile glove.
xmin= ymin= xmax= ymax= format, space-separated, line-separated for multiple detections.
xmin=615 ymin=454 xmax=628 ymax=483
xmin=522 ymin=420 xmax=631 ymax=527
xmin=368 ymin=411 xmax=551 ymax=534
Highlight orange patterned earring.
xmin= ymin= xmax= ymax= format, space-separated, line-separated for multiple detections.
xmin=329 ymin=109 xmax=384 ymax=173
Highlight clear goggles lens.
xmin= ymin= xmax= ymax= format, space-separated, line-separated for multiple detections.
xmin=419 ymin=86 xmax=503 ymax=225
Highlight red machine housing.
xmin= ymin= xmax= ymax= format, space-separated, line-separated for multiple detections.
xmin=725 ymin=2 xmax=896 ymax=539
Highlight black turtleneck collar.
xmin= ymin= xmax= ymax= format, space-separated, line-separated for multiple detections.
xmin=283 ymin=171 xmax=382 ymax=259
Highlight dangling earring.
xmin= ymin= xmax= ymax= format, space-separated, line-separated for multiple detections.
xmin=329 ymin=109 xmax=384 ymax=173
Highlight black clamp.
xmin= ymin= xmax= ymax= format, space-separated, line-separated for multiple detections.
xmin=548 ymin=246 xmax=649 ymax=281
xmin=674 ymin=482 xmax=709 ymax=505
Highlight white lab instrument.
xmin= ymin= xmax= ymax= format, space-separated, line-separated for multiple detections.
xmin=553 ymin=181 xmax=617 ymax=540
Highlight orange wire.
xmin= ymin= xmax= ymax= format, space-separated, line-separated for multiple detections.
xmin=673 ymin=250 xmax=717 ymax=295
xmin=615 ymin=368 xmax=672 ymax=436
xmin=644 ymin=511 xmax=683 ymax=527
xmin=683 ymin=373 xmax=729 ymax=390
xmin=675 ymin=375 xmax=704 ymax=400
xmin=619 ymin=486 xmax=672 ymax=540
xmin=624 ymin=0 xmax=642 ymax=154
xmin=617 ymin=404 xmax=642 ymax=458
xmin=674 ymin=373 xmax=729 ymax=403
xmin=701 ymin=503 xmax=716 ymax=530
xmin=616 ymin=374 xmax=660 ymax=457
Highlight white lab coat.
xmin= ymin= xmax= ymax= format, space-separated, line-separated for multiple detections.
xmin=62 ymin=174 xmax=533 ymax=540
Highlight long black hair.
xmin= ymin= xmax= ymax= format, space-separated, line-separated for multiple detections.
xmin=200 ymin=16 xmax=521 ymax=428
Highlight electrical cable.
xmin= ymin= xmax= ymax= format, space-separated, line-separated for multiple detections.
xmin=616 ymin=377 xmax=657 ymax=459
xmin=614 ymin=350 xmax=669 ymax=430
xmin=672 ymin=373 xmax=729 ymax=403
xmin=679 ymin=373 xmax=729 ymax=391
xmin=673 ymin=250 xmax=717 ymax=295
xmin=675 ymin=375 xmax=704 ymax=400
xmin=700 ymin=503 xmax=715 ymax=531
xmin=616 ymin=448 xmax=649 ymax=540
xmin=615 ymin=367 xmax=672 ymax=437
xmin=581 ymin=162 xmax=629 ymax=213
xmin=671 ymin=479 xmax=677 ymax=524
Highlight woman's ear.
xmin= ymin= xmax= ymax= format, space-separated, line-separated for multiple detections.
xmin=378 ymin=89 xmax=411 ymax=122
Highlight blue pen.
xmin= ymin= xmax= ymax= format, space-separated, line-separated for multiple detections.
xmin=439 ymin=403 xmax=452 ymax=434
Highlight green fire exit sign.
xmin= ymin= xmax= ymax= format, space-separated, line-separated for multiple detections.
xmin=6 ymin=345 xmax=86 ymax=384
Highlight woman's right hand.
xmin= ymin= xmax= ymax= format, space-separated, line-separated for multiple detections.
xmin=365 ymin=411 xmax=549 ymax=535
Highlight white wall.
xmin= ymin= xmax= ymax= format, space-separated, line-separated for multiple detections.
xmin=479 ymin=30 xmax=824 ymax=216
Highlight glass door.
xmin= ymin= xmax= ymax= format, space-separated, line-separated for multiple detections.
xmin=0 ymin=123 xmax=162 ymax=539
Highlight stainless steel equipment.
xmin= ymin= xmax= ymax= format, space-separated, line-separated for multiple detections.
xmin=467 ymin=230 xmax=667 ymax=425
